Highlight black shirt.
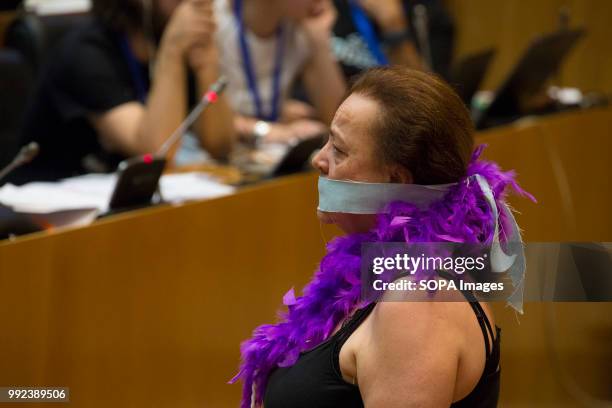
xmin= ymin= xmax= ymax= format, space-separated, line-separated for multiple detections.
xmin=332 ymin=0 xmax=455 ymax=80
xmin=265 ymin=300 xmax=500 ymax=407
xmin=11 ymin=20 xmax=148 ymax=184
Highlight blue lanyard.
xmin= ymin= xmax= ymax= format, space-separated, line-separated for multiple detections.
xmin=348 ymin=0 xmax=388 ymax=65
xmin=234 ymin=0 xmax=285 ymax=121
xmin=118 ymin=34 xmax=149 ymax=103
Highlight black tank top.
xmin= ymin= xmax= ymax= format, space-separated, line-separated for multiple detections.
xmin=264 ymin=296 xmax=501 ymax=407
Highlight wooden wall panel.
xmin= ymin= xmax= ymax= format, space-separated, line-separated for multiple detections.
xmin=476 ymin=107 xmax=612 ymax=406
xmin=445 ymin=0 xmax=612 ymax=94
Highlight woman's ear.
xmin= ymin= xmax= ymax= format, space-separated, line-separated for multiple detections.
xmin=389 ymin=164 xmax=413 ymax=184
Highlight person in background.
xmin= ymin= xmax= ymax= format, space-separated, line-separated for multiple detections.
xmin=331 ymin=0 xmax=455 ymax=79
xmin=214 ymin=0 xmax=346 ymax=145
xmin=11 ymin=0 xmax=235 ymax=183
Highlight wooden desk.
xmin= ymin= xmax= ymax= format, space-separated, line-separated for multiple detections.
xmin=0 ymin=108 xmax=611 ymax=407
xmin=0 ymin=173 xmax=327 ymax=407
xmin=475 ymin=108 xmax=612 ymax=406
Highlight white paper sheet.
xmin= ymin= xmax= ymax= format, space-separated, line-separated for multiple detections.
xmin=0 ymin=172 xmax=235 ymax=228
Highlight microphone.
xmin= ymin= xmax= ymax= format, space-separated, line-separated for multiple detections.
xmin=106 ymin=76 xmax=229 ymax=213
xmin=157 ymin=75 xmax=229 ymax=156
xmin=0 ymin=142 xmax=40 ymax=184
xmin=413 ymin=4 xmax=433 ymax=71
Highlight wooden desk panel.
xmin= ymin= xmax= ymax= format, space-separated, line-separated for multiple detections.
xmin=477 ymin=108 xmax=612 ymax=406
xmin=0 ymin=174 xmax=326 ymax=407
xmin=477 ymin=108 xmax=612 ymax=241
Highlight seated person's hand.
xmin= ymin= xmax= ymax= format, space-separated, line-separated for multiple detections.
xmin=264 ymin=119 xmax=327 ymax=144
xmin=355 ymin=0 xmax=405 ymax=26
xmin=301 ymin=0 xmax=337 ymax=45
xmin=280 ymin=99 xmax=317 ymax=122
xmin=161 ymin=0 xmax=216 ymax=60
xmin=235 ymin=116 xmax=327 ymax=145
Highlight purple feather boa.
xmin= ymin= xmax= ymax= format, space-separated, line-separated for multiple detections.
xmin=230 ymin=145 xmax=535 ymax=407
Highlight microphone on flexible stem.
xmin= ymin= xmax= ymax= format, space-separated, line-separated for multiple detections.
xmin=0 ymin=142 xmax=40 ymax=184
xmin=157 ymin=76 xmax=228 ymax=156
xmin=0 ymin=143 xmax=42 ymax=237
xmin=107 ymin=76 xmax=229 ymax=212
xmin=413 ymin=4 xmax=433 ymax=71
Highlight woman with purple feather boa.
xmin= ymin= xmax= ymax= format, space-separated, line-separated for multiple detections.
xmin=231 ymin=66 xmax=534 ymax=407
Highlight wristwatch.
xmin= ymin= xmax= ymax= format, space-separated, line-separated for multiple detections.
xmin=252 ymin=120 xmax=271 ymax=145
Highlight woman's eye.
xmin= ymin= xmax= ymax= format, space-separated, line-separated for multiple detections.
xmin=332 ymin=145 xmax=345 ymax=156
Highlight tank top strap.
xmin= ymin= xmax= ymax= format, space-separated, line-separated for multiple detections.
xmin=336 ymin=302 xmax=376 ymax=347
xmin=435 ymin=270 xmax=497 ymax=362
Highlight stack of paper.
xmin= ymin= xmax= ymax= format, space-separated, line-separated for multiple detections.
xmin=0 ymin=172 xmax=235 ymax=228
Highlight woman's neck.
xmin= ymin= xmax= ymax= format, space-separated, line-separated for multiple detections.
xmin=242 ymin=0 xmax=283 ymax=38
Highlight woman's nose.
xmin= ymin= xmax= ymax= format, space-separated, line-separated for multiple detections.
xmin=311 ymin=144 xmax=329 ymax=176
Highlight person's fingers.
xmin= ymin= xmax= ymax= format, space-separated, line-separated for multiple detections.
xmin=190 ymin=0 xmax=213 ymax=14
xmin=186 ymin=26 xmax=211 ymax=36
xmin=193 ymin=4 xmax=213 ymax=15
xmin=301 ymin=128 xmax=326 ymax=138
xmin=187 ymin=33 xmax=214 ymax=47
xmin=189 ymin=0 xmax=212 ymax=7
xmin=186 ymin=19 xmax=216 ymax=34
xmin=292 ymin=121 xmax=327 ymax=139
xmin=191 ymin=9 xmax=213 ymax=21
xmin=168 ymin=2 xmax=208 ymax=31
xmin=309 ymin=3 xmax=324 ymax=17
xmin=307 ymin=0 xmax=335 ymax=23
xmin=183 ymin=31 xmax=212 ymax=49
xmin=319 ymin=0 xmax=333 ymax=11
xmin=272 ymin=124 xmax=297 ymax=143
xmin=193 ymin=37 xmax=213 ymax=49
xmin=187 ymin=17 xmax=215 ymax=32
xmin=194 ymin=15 xmax=215 ymax=25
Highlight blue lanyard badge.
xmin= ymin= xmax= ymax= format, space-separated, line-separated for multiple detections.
xmin=234 ymin=0 xmax=285 ymax=121
xmin=348 ymin=0 xmax=388 ymax=66
xmin=118 ymin=34 xmax=150 ymax=104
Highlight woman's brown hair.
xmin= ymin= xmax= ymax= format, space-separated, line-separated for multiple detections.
xmin=349 ymin=67 xmax=474 ymax=185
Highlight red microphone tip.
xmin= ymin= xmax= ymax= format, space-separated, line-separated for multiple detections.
xmin=205 ymin=91 xmax=218 ymax=103
xmin=143 ymin=154 xmax=154 ymax=164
